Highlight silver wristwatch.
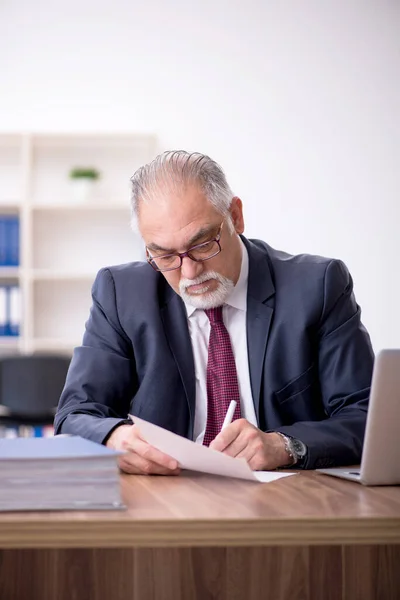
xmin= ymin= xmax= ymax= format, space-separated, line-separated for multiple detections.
xmin=276 ymin=432 xmax=308 ymax=466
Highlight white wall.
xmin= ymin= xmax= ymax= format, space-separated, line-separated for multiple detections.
xmin=1 ymin=0 xmax=399 ymax=351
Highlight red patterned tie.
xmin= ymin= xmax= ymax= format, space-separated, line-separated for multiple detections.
xmin=203 ymin=306 xmax=242 ymax=446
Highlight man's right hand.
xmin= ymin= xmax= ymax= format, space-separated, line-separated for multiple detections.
xmin=105 ymin=424 xmax=181 ymax=476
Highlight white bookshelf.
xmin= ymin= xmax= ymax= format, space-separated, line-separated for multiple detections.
xmin=0 ymin=132 xmax=156 ymax=355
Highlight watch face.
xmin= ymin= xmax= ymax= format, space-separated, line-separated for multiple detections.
xmin=292 ymin=438 xmax=307 ymax=458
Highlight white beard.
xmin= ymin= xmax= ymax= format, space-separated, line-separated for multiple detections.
xmin=179 ymin=270 xmax=235 ymax=309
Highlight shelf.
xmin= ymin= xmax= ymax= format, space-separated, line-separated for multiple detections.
xmin=0 ymin=140 xmax=23 ymax=200
xmin=0 ymin=338 xmax=20 ymax=357
xmin=31 ymin=132 xmax=156 ymax=148
xmin=0 ymin=134 xmax=22 ymax=147
xmin=32 ymin=279 xmax=91 ymax=341
xmin=30 ymin=270 xmax=96 ymax=281
xmin=32 ymin=210 xmax=142 ymax=271
xmin=30 ymin=338 xmax=79 ymax=353
xmin=30 ymin=136 xmax=149 ymax=206
xmin=0 ymin=336 xmax=20 ymax=344
xmin=0 ymin=337 xmax=20 ymax=351
xmin=31 ymin=202 xmax=130 ymax=212
xmin=0 ymin=132 xmax=154 ymax=355
xmin=0 ymin=267 xmax=21 ymax=279
xmin=0 ymin=201 xmax=22 ymax=213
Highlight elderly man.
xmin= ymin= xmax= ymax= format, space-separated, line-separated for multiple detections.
xmin=55 ymin=151 xmax=374 ymax=475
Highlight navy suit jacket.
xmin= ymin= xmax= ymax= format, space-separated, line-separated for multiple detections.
xmin=55 ymin=236 xmax=374 ymax=469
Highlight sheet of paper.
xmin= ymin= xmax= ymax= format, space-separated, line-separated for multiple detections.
xmin=129 ymin=415 xmax=295 ymax=483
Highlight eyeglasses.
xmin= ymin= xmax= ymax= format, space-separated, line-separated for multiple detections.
xmin=146 ymin=222 xmax=224 ymax=272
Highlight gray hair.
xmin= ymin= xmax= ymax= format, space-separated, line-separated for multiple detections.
xmin=130 ymin=151 xmax=234 ymax=226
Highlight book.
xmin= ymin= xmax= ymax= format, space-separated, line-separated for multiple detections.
xmin=0 ymin=284 xmax=21 ymax=337
xmin=8 ymin=285 xmax=21 ymax=336
xmin=0 ymin=435 xmax=125 ymax=511
xmin=0 ymin=215 xmax=19 ymax=266
xmin=0 ymin=424 xmax=55 ymax=438
xmin=0 ymin=285 xmax=6 ymax=336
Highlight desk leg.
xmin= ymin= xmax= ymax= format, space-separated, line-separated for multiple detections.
xmin=1 ymin=545 xmax=399 ymax=600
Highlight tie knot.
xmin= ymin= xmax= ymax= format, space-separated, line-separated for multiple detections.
xmin=205 ymin=306 xmax=223 ymax=324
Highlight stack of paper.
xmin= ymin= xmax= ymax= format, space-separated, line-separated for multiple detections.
xmin=0 ymin=435 xmax=124 ymax=511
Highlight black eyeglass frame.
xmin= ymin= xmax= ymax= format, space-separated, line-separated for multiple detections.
xmin=146 ymin=222 xmax=224 ymax=272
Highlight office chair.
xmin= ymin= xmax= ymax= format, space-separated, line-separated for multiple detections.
xmin=0 ymin=354 xmax=71 ymax=426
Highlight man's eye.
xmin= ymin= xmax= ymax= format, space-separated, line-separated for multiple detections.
xmin=159 ymin=255 xmax=176 ymax=264
xmin=194 ymin=242 xmax=213 ymax=254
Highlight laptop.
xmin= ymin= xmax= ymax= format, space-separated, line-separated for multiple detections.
xmin=317 ymin=348 xmax=400 ymax=486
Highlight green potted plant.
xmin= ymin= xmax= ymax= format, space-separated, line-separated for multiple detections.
xmin=69 ymin=167 xmax=101 ymax=203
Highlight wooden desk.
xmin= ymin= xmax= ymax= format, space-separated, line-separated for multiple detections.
xmin=0 ymin=470 xmax=399 ymax=599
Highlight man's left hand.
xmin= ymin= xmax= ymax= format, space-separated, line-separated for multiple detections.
xmin=209 ymin=418 xmax=293 ymax=470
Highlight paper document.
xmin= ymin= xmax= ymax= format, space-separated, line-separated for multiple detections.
xmin=129 ymin=415 xmax=295 ymax=483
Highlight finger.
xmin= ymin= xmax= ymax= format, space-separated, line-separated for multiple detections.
xmin=132 ymin=454 xmax=181 ymax=476
xmin=118 ymin=453 xmax=181 ymax=476
xmin=236 ymin=440 xmax=271 ymax=471
xmin=123 ymin=437 xmax=179 ymax=471
xmin=218 ymin=435 xmax=248 ymax=458
xmin=235 ymin=447 xmax=257 ymax=467
xmin=209 ymin=419 xmax=249 ymax=452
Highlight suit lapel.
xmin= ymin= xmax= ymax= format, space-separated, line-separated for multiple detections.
xmin=243 ymin=237 xmax=275 ymax=422
xmin=160 ymin=286 xmax=196 ymax=438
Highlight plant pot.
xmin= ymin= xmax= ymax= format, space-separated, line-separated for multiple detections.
xmin=69 ymin=178 xmax=96 ymax=204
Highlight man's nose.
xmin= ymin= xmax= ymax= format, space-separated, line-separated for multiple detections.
xmin=180 ymin=256 xmax=204 ymax=279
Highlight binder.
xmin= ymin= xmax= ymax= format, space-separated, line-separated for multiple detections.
xmin=8 ymin=285 xmax=21 ymax=336
xmin=8 ymin=216 xmax=20 ymax=266
xmin=18 ymin=425 xmax=35 ymax=438
xmin=0 ymin=218 xmax=6 ymax=266
xmin=0 ymin=425 xmax=54 ymax=439
xmin=0 ymin=285 xmax=21 ymax=337
xmin=4 ymin=427 xmax=18 ymax=439
xmin=0 ymin=286 xmax=6 ymax=336
xmin=33 ymin=426 xmax=44 ymax=437
xmin=42 ymin=425 xmax=55 ymax=437
xmin=0 ymin=215 xmax=20 ymax=266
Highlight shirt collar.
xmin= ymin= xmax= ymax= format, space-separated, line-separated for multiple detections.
xmin=184 ymin=238 xmax=248 ymax=318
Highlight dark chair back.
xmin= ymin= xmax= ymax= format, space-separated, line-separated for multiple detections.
xmin=0 ymin=355 xmax=71 ymax=423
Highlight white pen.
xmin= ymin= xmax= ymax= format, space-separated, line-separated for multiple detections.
xmin=221 ymin=400 xmax=237 ymax=431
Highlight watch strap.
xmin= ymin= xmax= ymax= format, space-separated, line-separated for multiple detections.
xmin=275 ymin=432 xmax=297 ymax=466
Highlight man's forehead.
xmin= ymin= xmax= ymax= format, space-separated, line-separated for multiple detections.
xmin=142 ymin=180 xmax=205 ymax=209
xmin=139 ymin=195 xmax=219 ymax=236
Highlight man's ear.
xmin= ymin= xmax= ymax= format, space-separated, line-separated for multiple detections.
xmin=230 ymin=197 xmax=245 ymax=234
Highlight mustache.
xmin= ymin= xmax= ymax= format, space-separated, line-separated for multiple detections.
xmin=179 ymin=271 xmax=222 ymax=290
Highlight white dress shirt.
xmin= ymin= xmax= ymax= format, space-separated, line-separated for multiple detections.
xmin=184 ymin=240 xmax=257 ymax=443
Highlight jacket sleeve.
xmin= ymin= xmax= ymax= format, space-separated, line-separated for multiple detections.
xmin=54 ymin=268 xmax=137 ymax=444
xmin=275 ymin=259 xmax=375 ymax=469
